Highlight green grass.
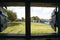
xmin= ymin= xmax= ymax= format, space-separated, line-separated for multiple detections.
xmin=1 ymin=22 xmax=25 ymax=34
xmin=0 ymin=22 xmax=58 ymax=34
xmin=31 ymin=22 xmax=58 ymax=34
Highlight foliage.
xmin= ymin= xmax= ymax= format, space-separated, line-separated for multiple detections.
xmin=21 ymin=17 xmax=25 ymax=21
xmin=31 ymin=16 xmax=40 ymax=21
xmin=5 ymin=9 xmax=17 ymax=21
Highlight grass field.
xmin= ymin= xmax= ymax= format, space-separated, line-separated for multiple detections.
xmin=0 ymin=22 xmax=58 ymax=34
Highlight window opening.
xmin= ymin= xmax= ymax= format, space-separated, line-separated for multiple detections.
xmin=31 ymin=7 xmax=58 ymax=35
xmin=0 ymin=6 xmax=25 ymax=35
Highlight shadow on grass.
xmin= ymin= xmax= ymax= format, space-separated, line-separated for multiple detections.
xmin=7 ymin=22 xmax=23 ymax=27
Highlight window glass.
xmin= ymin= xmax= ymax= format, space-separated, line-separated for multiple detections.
xmin=0 ymin=6 xmax=25 ymax=35
xmin=31 ymin=7 xmax=58 ymax=35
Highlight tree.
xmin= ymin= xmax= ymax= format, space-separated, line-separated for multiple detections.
xmin=31 ymin=16 xmax=40 ymax=20
xmin=21 ymin=17 xmax=25 ymax=22
xmin=5 ymin=9 xmax=17 ymax=21
xmin=31 ymin=16 xmax=40 ymax=22
xmin=35 ymin=16 xmax=40 ymax=20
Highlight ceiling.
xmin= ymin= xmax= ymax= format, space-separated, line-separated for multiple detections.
xmin=0 ymin=0 xmax=58 ymax=7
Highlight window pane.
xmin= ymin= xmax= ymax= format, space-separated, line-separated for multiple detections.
xmin=31 ymin=7 xmax=58 ymax=35
xmin=0 ymin=6 xmax=25 ymax=35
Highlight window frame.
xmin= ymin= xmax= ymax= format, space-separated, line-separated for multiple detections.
xmin=0 ymin=0 xmax=60 ymax=39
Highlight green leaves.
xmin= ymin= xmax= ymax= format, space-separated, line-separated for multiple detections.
xmin=5 ymin=9 xmax=17 ymax=21
xmin=31 ymin=16 xmax=40 ymax=21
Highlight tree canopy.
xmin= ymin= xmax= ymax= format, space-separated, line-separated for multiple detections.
xmin=5 ymin=9 xmax=17 ymax=21
xmin=21 ymin=17 xmax=25 ymax=21
xmin=31 ymin=16 xmax=40 ymax=20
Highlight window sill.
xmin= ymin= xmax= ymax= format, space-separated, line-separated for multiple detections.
xmin=0 ymin=33 xmax=59 ymax=38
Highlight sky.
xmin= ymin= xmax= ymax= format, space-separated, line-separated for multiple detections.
xmin=7 ymin=6 xmax=55 ymax=19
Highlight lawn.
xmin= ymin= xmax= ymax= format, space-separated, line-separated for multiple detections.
xmin=31 ymin=22 xmax=58 ymax=34
xmin=0 ymin=22 xmax=58 ymax=34
xmin=1 ymin=22 xmax=25 ymax=34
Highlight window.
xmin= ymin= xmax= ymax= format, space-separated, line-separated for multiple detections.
xmin=0 ymin=1 xmax=59 ymax=39
xmin=30 ymin=3 xmax=59 ymax=37
xmin=0 ymin=6 xmax=25 ymax=35
xmin=31 ymin=7 xmax=58 ymax=35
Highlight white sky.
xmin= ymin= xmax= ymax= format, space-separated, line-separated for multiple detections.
xmin=7 ymin=6 xmax=55 ymax=19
